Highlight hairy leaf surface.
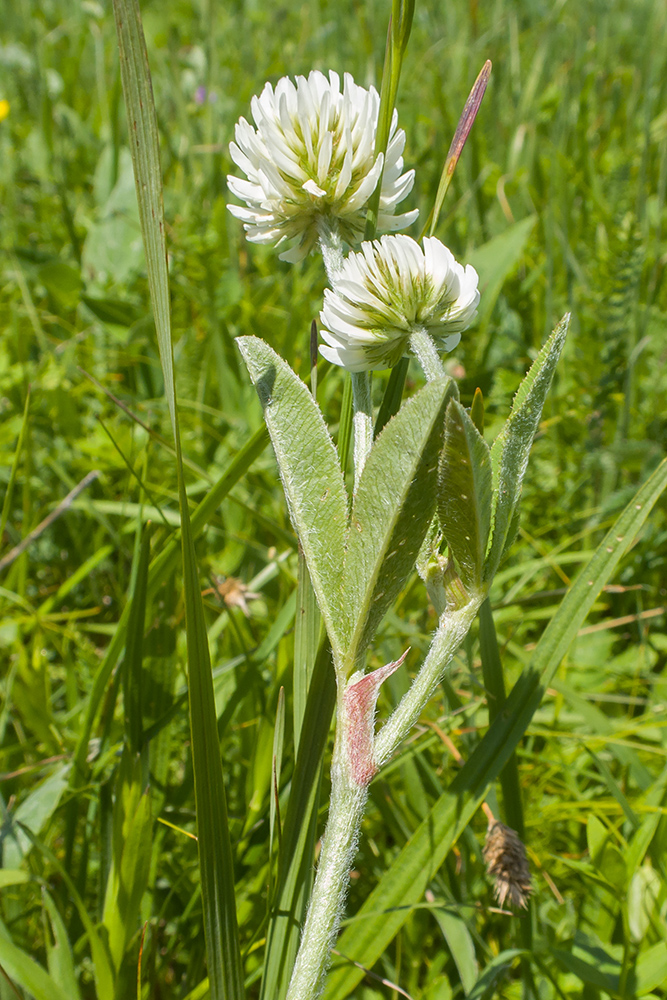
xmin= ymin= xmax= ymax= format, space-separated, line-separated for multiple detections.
xmin=238 ymin=336 xmax=348 ymax=659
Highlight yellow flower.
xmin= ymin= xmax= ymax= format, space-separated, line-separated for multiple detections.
xmin=0 ymin=100 xmax=10 ymax=122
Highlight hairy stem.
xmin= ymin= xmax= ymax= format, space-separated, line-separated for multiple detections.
xmin=285 ymin=730 xmax=367 ymax=1000
xmin=351 ymin=371 xmax=373 ymax=489
xmin=374 ymin=594 xmax=484 ymax=768
xmin=410 ymin=327 xmax=446 ymax=382
xmin=318 ymin=219 xmax=345 ymax=286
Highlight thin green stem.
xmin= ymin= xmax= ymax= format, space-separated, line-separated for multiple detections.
xmin=374 ymin=357 xmax=409 ymax=437
xmin=338 ymin=375 xmax=354 ymax=475
xmin=478 ymin=598 xmax=525 ymax=836
xmin=409 ymin=328 xmax=445 ymax=382
xmin=478 ymin=597 xmax=534 ymax=997
xmin=351 ymin=372 xmax=373 ymax=490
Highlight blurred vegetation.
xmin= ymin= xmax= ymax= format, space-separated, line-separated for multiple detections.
xmin=1 ymin=0 xmax=667 ymax=997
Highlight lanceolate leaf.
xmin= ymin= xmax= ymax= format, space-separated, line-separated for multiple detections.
xmin=342 ymin=376 xmax=457 ymax=669
xmin=323 ymin=457 xmax=667 ymax=1000
xmin=485 ymin=314 xmax=569 ymax=579
xmin=438 ymin=399 xmax=492 ymax=590
xmin=238 ymin=335 xmax=348 ymax=660
xmin=102 ymin=751 xmax=152 ymax=973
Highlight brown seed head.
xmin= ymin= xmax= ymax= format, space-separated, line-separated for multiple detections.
xmin=483 ymin=821 xmax=532 ymax=909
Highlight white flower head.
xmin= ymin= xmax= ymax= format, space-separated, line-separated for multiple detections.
xmin=227 ymin=70 xmax=418 ymax=262
xmin=319 ymin=235 xmax=480 ymax=372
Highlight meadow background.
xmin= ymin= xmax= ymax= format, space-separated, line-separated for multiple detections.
xmin=1 ymin=0 xmax=667 ymax=997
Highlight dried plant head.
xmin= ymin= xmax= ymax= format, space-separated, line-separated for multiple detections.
xmin=483 ymin=820 xmax=532 ymax=910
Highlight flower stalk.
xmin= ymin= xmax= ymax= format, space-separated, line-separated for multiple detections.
xmin=374 ymin=592 xmax=485 ymax=767
xmin=409 ymin=327 xmax=446 ymax=382
xmin=351 ymin=372 xmax=373 ymax=489
xmin=284 ymin=735 xmax=367 ymax=1000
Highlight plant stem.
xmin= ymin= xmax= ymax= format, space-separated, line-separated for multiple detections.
xmin=351 ymin=372 xmax=373 ymax=489
xmin=409 ymin=328 xmax=446 ymax=382
xmin=478 ymin=598 xmax=535 ymax=999
xmin=374 ymin=357 xmax=409 ymax=437
xmin=338 ymin=375 xmax=354 ymax=475
xmin=478 ymin=598 xmax=525 ymax=837
xmin=285 ymin=729 xmax=367 ymax=1000
xmin=374 ymin=594 xmax=484 ymax=768
xmin=318 ymin=219 xmax=345 ymax=286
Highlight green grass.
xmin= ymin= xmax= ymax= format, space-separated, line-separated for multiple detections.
xmin=1 ymin=0 xmax=667 ymax=997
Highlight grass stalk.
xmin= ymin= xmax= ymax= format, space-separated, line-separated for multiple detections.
xmin=478 ymin=597 xmax=534 ymax=995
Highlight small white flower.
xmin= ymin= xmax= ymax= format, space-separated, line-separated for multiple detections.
xmin=319 ymin=235 xmax=480 ymax=371
xmin=227 ymin=70 xmax=418 ymax=262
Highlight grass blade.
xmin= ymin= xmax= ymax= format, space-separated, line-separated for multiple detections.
xmin=111 ymin=0 xmax=244 ymax=995
xmin=294 ymin=555 xmax=321 ymax=752
xmin=0 ymin=388 xmax=30 ymax=544
xmin=124 ymin=524 xmax=151 ymax=755
xmin=0 ymin=931 xmax=71 ymax=1000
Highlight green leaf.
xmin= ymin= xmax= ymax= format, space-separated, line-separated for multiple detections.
xmin=81 ymin=294 xmax=142 ymax=327
xmin=124 ymin=524 xmax=151 ymax=755
xmin=237 ymin=336 xmax=348 ymax=661
xmin=0 ymin=924 xmax=72 ymax=1000
xmin=0 ymin=871 xmax=29 ymax=889
xmin=102 ymin=751 xmax=152 ymax=974
xmin=485 ymin=315 xmax=569 ymax=578
xmin=111 ymin=0 xmax=244 ymax=996
xmin=438 ymin=399 xmax=492 ymax=590
xmin=636 ymin=942 xmax=667 ymax=993
xmin=432 ymin=909 xmax=478 ymax=993
xmin=342 ymin=376 xmax=456 ymax=668
xmin=270 ymin=688 xmax=286 ymax=854
xmin=466 ymin=949 xmax=524 ymax=1000
xmin=627 ymin=865 xmax=662 ymax=943
xmin=18 ymin=827 xmax=115 ymax=998
xmin=69 ymin=424 xmax=269 ymax=814
xmin=625 ymin=762 xmax=667 ymax=876
xmin=323 ymin=458 xmax=667 ymax=1000
xmin=2 ymin=764 xmax=70 ymax=869
xmin=42 ymin=891 xmax=82 ymax=1000
xmin=552 ymin=946 xmax=619 ymax=994
xmin=0 ymin=389 xmax=30 ymax=543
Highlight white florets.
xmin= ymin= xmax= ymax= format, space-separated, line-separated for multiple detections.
xmin=319 ymin=235 xmax=480 ymax=371
xmin=227 ymin=70 xmax=418 ymax=262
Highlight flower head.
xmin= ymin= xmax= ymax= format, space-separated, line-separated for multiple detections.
xmin=227 ymin=71 xmax=417 ymax=262
xmin=319 ymin=235 xmax=479 ymax=371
